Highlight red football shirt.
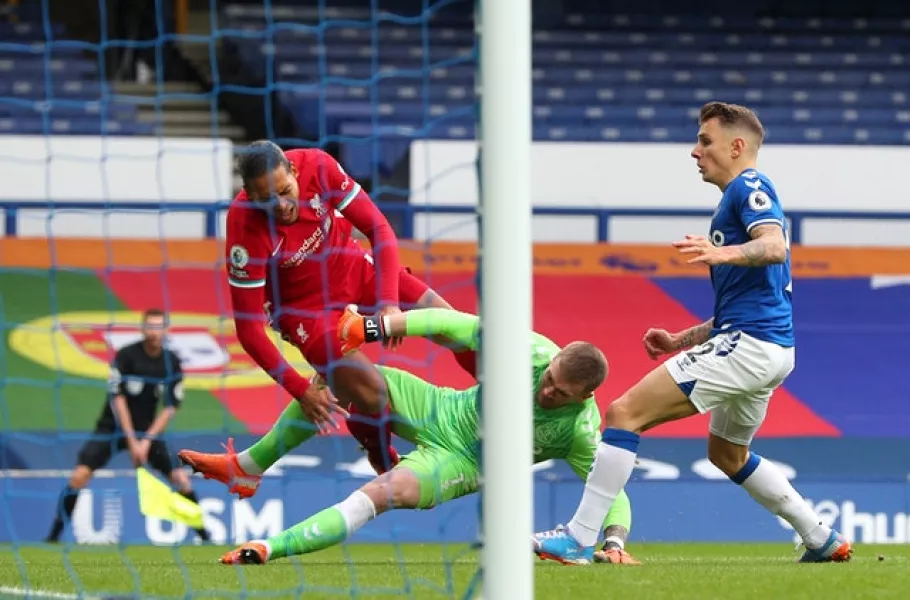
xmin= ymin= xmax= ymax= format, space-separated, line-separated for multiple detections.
xmin=224 ymin=148 xmax=401 ymax=399
xmin=226 ymin=148 xmax=369 ymax=309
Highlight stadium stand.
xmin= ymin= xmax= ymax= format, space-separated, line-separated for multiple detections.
xmin=0 ymin=0 xmax=247 ymax=141
xmin=6 ymin=0 xmax=909 ymax=179
xmin=215 ymin=0 xmax=910 ymax=178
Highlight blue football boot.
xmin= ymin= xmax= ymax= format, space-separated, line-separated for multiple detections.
xmin=532 ymin=525 xmax=595 ymax=566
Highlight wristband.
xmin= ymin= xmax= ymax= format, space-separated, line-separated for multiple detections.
xmin=363 ymin=315 xmax=383 ymax=343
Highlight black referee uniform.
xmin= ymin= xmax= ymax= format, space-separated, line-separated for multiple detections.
xmin=46 ymin=340 xmax=208 ymax=542
xmin=79 ymin=340 xmax=183 ymax=474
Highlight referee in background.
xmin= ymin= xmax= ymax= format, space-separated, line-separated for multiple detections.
xmin=45 ymin=308 xmax=210 ymax=543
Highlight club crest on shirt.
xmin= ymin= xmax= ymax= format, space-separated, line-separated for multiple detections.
xmin=309 ymin=194 xmax=327 ymax=218
xmin=534 ymin=420 xmax=562 ymax=446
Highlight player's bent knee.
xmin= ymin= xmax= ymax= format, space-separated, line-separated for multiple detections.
xmin=604 ymin=393 xmax=656 ymax=432
xmin=603 ymin=397 xmax=636 ymax=429
xmin=329 ymin=352 xmax=387 ymax=413
xmin=361 ymin=468 xmax=420 ymax=513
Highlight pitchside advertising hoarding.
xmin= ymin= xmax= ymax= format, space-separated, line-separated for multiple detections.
xmin=3 ymin=436 xmax=910 ymax=545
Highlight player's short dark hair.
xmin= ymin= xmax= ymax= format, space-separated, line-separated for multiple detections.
xmin=142 ymin=308 xmax=166 ymax=323
xmin=699 ymin=101 xmax=765 ymax=147
xmin=559 ymin=341 xmax=609 ymax=396
xmin=237 ymin=140 xmax=290 ymax=187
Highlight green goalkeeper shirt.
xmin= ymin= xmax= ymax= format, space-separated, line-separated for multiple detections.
xmin=385 ymin=309 xmax=601 ymax=480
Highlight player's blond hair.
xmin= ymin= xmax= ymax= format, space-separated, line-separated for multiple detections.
xmin=699 ymin=101 xmax=765 ymax=147
xmin=558 ymin=341 xmax=609 ymax=396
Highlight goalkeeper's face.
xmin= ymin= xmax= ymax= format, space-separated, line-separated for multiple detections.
xmin=537 ymin=358 xmax=590 ymax=410
xmin=247 ymin=164 xmax=301 ymax=225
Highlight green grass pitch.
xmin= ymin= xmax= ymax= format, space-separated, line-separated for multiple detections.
xmin=1 ymin=543 xmax=908 ymax=599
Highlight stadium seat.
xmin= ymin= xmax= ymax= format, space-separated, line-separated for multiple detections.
xmin=0 ymin=16 xmax=145 ymax=138
xmin=220 ymin=0 xmax=910 ymax=177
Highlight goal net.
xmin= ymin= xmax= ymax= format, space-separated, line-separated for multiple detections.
xmin=0 ymin=0 xmax=532 ymax=598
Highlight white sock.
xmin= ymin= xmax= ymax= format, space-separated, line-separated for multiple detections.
xmin=567 ymin=439 xmax=638 ymax=547
xmin=334 ymin=490 xmax=377 ymax=536
xmin=260 ymin=540 xmax=273 ymax=560
xmin=736 ymin=454 xmax=831 ymax=549
xmin=236 ymin=450 xmax=265 ymax=475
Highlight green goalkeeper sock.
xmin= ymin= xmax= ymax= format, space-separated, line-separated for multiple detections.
xmin=267 ymin=507 xmax=347 ymax=559
xmin=267 ymin=490 xmax=377 ymax=560
xmin=238 ymin=400 xmax=317 ymax=475
xmin=602 ymin=488 xmax=632 ymax=532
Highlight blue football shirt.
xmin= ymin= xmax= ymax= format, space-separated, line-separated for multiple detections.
xmin=708 ymin=169 xmax=794 ymax=347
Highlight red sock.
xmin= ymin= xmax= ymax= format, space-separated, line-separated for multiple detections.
xmin=452 ymin=349 xmax=477 ymax=378
xmin=346 ymin=403 xmax=398 ymax=472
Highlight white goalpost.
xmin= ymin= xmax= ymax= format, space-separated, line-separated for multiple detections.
xmin=478 ymin=0 xmax=533 ymax=598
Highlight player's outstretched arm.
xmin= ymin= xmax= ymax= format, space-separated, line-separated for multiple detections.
xmin=730 ymin=223 xmax=788 ymax=266
xmin=340 ymin=307 xmax=479 ymax=352
xmin=673 ymin=318 xmax=715 ymax=349
xmin=341 ymin=306 xmax=559 ymax=358
xmin=673 ymin=224 xmax=787 ymax=267
xmin=230 ymin=285 xmax=313 ymax=400
xmin=643 ymin=318 xmax=715 ymax=358
xmin=705 ymin=223 xmax=787 ymax=267
xmin=388 ymin=308 xmax=479 ymax=349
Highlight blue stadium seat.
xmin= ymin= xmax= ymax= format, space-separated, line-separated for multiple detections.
xmin=0 ymin=9 xmax=154 ymax=139
xmin=0 ymin=22 xmax=65 ymax=40
xmin=0 ymin=79 xmax=104 ymax=100
xmin=0 ymin=117 xmax=155 ymax=136
xmin=222 ymin=2 xmax=910 ymax=176
xmin=0 ymin=99 xmax=139 ymax=121
xmin=0 ymin=57 xmax=99 ymax=77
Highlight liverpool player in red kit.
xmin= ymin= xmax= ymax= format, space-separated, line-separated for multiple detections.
xmin=179 ymin=141 xmax=476 ymax=496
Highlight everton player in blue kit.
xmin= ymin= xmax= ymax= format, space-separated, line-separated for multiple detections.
xmin=533 ymin=102 xmax=853 ymax=565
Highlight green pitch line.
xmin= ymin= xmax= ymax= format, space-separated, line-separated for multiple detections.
xmin=0 ymin=543 xmax=907 ymax=599
xmin=0 ymin=270 xmax=244 ymax=433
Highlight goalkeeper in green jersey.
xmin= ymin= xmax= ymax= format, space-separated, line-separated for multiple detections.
xmin=190 ymin=306 xmax=638 ymax=566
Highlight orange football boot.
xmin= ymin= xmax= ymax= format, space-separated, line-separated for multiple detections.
xmin=593 ymin=547 xmax=642 ymax=565
xmin=178 ymin=438 xmax=261 ymax=499
xmin=220 ymin=542 xmax=269 ymax=565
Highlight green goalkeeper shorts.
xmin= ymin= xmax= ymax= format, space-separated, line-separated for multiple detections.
xmin=380 ymin=365 xmax=480 ymax=509
xmin=397 ymin=445 xmax=479 ymax=509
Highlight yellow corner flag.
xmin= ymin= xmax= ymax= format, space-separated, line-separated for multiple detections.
xmin=137 ymin=467 xmax=204 ymax=529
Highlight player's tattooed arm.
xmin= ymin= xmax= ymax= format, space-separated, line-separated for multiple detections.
xmin=727 ymin=224 xmax=787 ymax=266
xmin=674 ymin=318 xmax=714 ymax=350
